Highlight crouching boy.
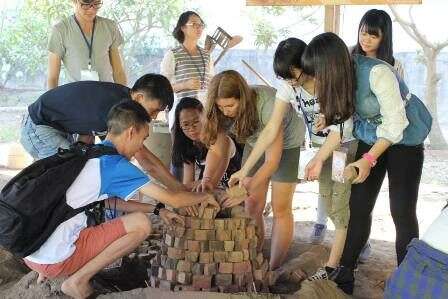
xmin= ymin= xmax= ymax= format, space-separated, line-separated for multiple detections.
xmin=23 ymin=101 xmax=218 ymax=298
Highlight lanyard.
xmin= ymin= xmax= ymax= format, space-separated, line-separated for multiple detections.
xmin=74 ymin=15 xmax=96 ymax=70
xmin=183 ymin=45 xmax=206 ymax=88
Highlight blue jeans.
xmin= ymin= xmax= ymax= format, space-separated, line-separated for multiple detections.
xmin=20 ymin=114 xmax=72 ymax=160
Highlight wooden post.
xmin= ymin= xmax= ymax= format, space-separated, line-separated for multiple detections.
xmin=324 ymin=4 xmax=340 ymax=34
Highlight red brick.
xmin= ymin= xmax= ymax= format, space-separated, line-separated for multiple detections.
xmin=194 ymin=229 xmax=214 ymax=241
xmin=200 ymin=241 xmax=209 ymax=251
xmin=209 ymin=240 xmax=224 ymax=251
xmin=203 ymin=263 xmax=217 ymax=276
xmin=219 ymin=262 xmax=233 ymax=274
xmin=213 ymin=251 xmax=228 ymax=263
xmin=188 ymin=218 xmax=201 ymax=229
xmin=242 ymin=249 xmax=249 ymax=261
xmin=199 ymin=252 xmax=214 ymax=263
xmin=215 ymin=219 xmax=226 ymax=230
xmin=166 ymin=269 xmax=177 ymax=281
xmin=167 ymin=247 xmax=184 ymax=259
xmin=234 ymin=239 xmax=249 ymax=250
xmin=176 ymin=260 xmax=192 ymax=272
xmin=232 ymin=229 xmax=246 ymax=241
xmin=201 ymin=207 xmax=218 ymax=219
xmin=192 ymin=263 xmax=204 ymax=275
xmin=215 ymin=229 xmax=231 ymax=241
xmin=177 ymin=272 xmax=192 ymax=285
xmin=185 ymin=251 xmax=199 ymax=263
xmin=228 ymin=251 xmax=244 ymax=263
xmin=224 ymin=241 xmax=235 ymax=252
xmin=201 ymin=219 xmax=214 ymax=229
xmin=187 ymin=240 xmax=200 ymax=252
xmin=215 ymin=274 xmax=233 ymax=286
xmin=192 ymin=275 xmax=212 ymax=289
xmin=184 ymin=229 xmax=195 ymax=239
xmin=233 ymin=261 xmax=251 ymax=274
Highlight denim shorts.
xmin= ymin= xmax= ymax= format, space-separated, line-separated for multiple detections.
xmin=20 ymin=114 xmax=72 ymax=160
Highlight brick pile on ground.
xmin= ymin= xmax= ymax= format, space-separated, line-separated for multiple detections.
xmin=148 ymin=188 xmax=270 ymax=293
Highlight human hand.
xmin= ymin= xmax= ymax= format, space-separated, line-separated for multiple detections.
xmin=160 ymin=209 xmax=185 ymax=227
xmin=221 ymin=194 xmax=247 ymax=208
xmin=194 ymin=178 xmax=214 ymax=193
xmin=346 ymin=158 xmax=371 ymax=184
xmin=314 ymin=114 xmax=326 ymax=132
xmin=304 ymin=157 xmax=323 ymax=181
xmin=228 ymin=168 xmax=249 ymax=188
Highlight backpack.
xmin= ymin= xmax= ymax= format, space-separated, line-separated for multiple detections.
xmin=0 ymin=143 xmax=118 ymax=257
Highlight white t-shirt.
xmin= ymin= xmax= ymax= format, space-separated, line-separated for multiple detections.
xmin=276 ymin=81 xmax=354 ymax=145
xmin=421 ymin=207 xmax=448 ymax=255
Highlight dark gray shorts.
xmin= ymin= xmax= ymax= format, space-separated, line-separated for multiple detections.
xmin=242 ymin=146 xmax=300 ymax=183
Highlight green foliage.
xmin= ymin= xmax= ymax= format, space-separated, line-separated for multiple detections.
xmin=0 ymin=0 xmax=183 ymax=87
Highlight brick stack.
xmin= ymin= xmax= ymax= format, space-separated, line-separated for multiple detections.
xmin=148 ymin=205 xmax=270 ymax=293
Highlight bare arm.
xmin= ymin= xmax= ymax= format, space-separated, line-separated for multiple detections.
xmin=105 ymin=198 xmax=155 ymax=213
xmin=134 ymin=146 xmax=186 ymax=191
xmin=183 ymin=162 xmax=195 ymax=185
xmin=230 ymin=100 xmax=289 ymax=185
xmin=109 ymin=47 xmax=127 ymax=86
xmin=47 ymin=52 xmax=61 ymax=90
xmin=139 ymin=183 xmax=219 ymax=209
xmin=202 ymin=133 xmax=233 ymax=187
xmin=248 ymin=128 xmax=283 ymax=191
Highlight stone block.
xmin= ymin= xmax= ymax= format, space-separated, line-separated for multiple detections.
xmin=194 ymin=229 xmax=214 ymax=241
xmin=202 ymin=207 xmax=218 ymax=219
xmin=201 ymin=219 xmax=215 ymax=229
xmin=200 ymin=241 xmax=209 ymax=252
xmin=219 ymin=262 xmax=233 ymax=274
xmin=184 ymin=229 xmax=195 ymax=239
xmin=192 ymin=275 xmax=212 ymax=290
xmin=233 ymin=261 xmax=252 ymax=274
xmin=242 ymin=249 xmax=249 ymax=261
xmin=209 ymin=240 xmax=224 ymax=251
xmin=174 ymin=237 xmax=186 ymax=249
xmin=232 ymin=229 xmax=246 ymax=241
xmin=226 ymin=185 xmax=247 ymax=198
xmin=185 ymin=251 xmax=199 ymax=263
xmin=167 ymin=247 xmax=184 ymax=259
xmin=199 ymin=252 xmax=214 ymax=264
xmin=215 ymin=229 xmax=231 ymax=241
xmin=228 ymin=251 xmax=244 ymax=263
xmin=246 ymin=225 xmax=256 ymax=239
xmin=166 ymin=269 xmax=177 ymax=281
xmin=176 ymin=260 xmax=192 ymax=272
xmin=203 ymin=263 xmax=217 ymax=276
xmin=234 ymin=239 xmax=249 ymax=250
xmin=224 ymin=241 xmax=235 ymax=252
xmin=164 ymin=257 xmax=178 ymax=270
xmin=213 ymin=251 xmax=228 ymax=263
xmin=215 ymin=219 xmax=226 ymax=230
xmin=187 ymin=240 xmax=200 ymax=252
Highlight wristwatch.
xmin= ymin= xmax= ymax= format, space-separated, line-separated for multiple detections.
xmin=153 ymin=202 xmax=166 ymax=216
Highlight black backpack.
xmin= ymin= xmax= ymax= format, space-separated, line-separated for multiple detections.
xmin=0 ymin=143 xmax=118 ymax=257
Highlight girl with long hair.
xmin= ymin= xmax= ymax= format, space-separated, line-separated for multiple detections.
xmin=301 ymin=32 xmax=431 ymax=294
xmin=203 ymin=70 xmax=304 ymax=269
xmin=171 ymin=97 xmax=241 ymax=193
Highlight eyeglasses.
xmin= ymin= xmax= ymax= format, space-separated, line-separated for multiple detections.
xmin=185 ymin=22 xmax=205 ymax=29
xmin=180 ymin=119 xmax=201 ymax=132
xmin=79 ymin=1 xmax=103 ymax=10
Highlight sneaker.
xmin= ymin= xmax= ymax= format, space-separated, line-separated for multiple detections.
xmin=358 ymin=240 xmax=372 ymax=263
xmin=330 ymin=266 xmax=355 ymax=295
xmin=310 ymin=223 xmax=327 ymax=244
xmin=307 ymin=266 xmax=333 ymax=281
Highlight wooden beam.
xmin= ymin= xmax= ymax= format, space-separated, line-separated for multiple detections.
xmin=247 ymin=0 xmax=421 ymax=5
xmin=324 ymin=5 xmax=340 ymax=33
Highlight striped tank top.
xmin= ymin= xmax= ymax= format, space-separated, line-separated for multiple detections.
xmin=172 ymin=46 xmax=212 ymax=100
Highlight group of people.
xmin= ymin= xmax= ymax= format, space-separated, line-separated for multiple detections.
xmin=13 ymin=1 xmax=444 ymax=298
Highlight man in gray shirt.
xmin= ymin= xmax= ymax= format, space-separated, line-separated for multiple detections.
xmin=47 ymin=0 xmax=127 ymax=89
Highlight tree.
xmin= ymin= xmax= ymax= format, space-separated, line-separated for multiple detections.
xmin=389 ymin=5 xmax=448 ymax=149
xmin=248 ymin=6 xmax=321 ymax=50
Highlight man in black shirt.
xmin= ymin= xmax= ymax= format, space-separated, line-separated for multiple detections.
xmin=21 ymin=73 xmax=185 ymax=191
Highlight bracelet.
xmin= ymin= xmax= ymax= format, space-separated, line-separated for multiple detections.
xmin=362 ymin=153 xmax=377 ymax=168
xmin=153 ymin=202 xmax=166 ymax=216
